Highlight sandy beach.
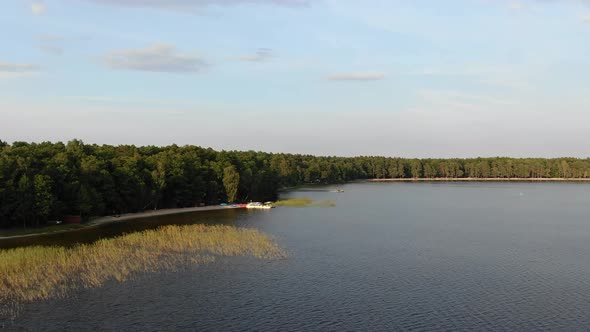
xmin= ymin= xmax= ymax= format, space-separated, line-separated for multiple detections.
xmin=88 ymin=205 xmax=242 ymax=225
xmin=0 ymin=205 xmax=243 ymax=240
xmin=370 ymin=178 xmax=590 ymax=182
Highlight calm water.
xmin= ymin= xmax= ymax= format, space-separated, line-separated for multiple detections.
xmin=6 ymin=182 xmax=590 ymax=331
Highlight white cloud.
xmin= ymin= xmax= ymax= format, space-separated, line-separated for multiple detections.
xmin=582 ymin=14 xmax=590 ymax=23
xmin=83 ymin=0 xmax=309 ymax=11
xmin=0 ymin=61 xmax=40 ymax=78
xmin=327 ymin=72 xmax=385 ymax=81
xmin=240 ymin=48 xmax=273 ymax=62
xmin=37 ymin=34 xmax=64 ymax=55
xmin=0 ymin=62 xmax=40 ymax=72
xmin=103 ymin=44 xmax=208 ymax=73
xmin=39 ymin=44 xmax=64 ymax=55
xmin=0 ymin=63 xmax=38 ymax=72
xmin=31 ymin=2 xmax=46 ymax=15
xmin=509 ymin=1 xmax=524 ymax=10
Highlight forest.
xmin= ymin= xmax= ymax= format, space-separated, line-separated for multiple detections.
xmin=1 ymin=139 xmax=590 ymax=229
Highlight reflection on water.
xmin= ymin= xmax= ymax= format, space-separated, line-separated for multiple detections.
xmin=0 ymin=209 xmax=249 ymax=249
xmin=6 ymin=182 xmax=590 ymax=331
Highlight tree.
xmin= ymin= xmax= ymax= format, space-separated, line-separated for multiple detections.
xmin=15 ymin=175 xmax=34 ymax=228
xmin=151 ymin=160 xmax=167 ymax=209
xmin=2 ymin=140 xmax=590 ymax=229
xmin=409 ymin=160 xmax=423 ymax=178
xmin=34 ymin=174 xmax=53 ymax=226
xmin=423 ymin=162 xmax=437 ymax=178
xmin=560 ymin=160 xmax=570 ymax=178
xmin=223 ymin=165 xmax=240 ymax=203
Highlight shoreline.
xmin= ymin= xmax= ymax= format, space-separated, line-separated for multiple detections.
xmin=0 ymin=205 xmax=243 ymax=241
xmin=3 ymin=178 xmax=588 ymax=241
xmin=369 ymin=178 xmax=590 ymax=182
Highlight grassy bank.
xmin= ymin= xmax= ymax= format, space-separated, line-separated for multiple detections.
xmin=0 ymin=224 xmax=284 ymax=319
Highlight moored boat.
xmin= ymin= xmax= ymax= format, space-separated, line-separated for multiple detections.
xmin=246 ymin=202 xmax=274 ymax=209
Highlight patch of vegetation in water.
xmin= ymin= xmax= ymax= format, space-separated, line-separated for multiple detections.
xmin=310 ymin=200 xmax=337 ymax=207
xmin=0 ymin=224 xmax=285 ymax=321
xmin=274 ymin=198 xmax=336 ymax=207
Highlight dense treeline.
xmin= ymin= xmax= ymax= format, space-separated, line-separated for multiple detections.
xmin=1 ymin=139 xmax=590 ymax=228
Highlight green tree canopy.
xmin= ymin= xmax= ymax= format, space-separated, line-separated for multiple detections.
xmin=1 ymin=140 xmax=589 ymax=228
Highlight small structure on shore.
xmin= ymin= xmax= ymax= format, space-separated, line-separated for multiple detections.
xmin=246 ymin=202 xmax=273 ymax=209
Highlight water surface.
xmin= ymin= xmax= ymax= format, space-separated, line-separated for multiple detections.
xmin=6 ymin=182 xmax=590 ymax=331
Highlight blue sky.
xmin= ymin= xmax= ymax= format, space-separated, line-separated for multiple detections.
xmin=2 ymin=0 xmax=590 ymax=157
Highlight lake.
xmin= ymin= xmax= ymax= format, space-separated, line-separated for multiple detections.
xmin=5 ymin=182 xmax=590 ymax=331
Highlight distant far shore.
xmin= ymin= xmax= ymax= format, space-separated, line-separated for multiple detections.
xmin=369 ymin=178 xmax=590 ymax=182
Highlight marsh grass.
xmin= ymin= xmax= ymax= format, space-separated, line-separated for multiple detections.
xmin=274 ymin=198 xmax=336 ymax=207
xmin=273 ymin=198 xmax=314 ymax=207
xmin=0 ymin=224 xmax=285 ymax=320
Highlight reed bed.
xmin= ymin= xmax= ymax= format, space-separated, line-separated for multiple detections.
xmin=274 ymin=198 xmax=336 ymax=207
xmin=0 ymin=224 xmax=285 ymax=317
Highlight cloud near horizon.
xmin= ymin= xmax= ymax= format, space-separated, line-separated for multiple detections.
xmin=83 ymin=0 xmax=310 ymax=11
xmin=327 ymin=73 xmax=386 ymax=81
xmin=103 ymin=44 xmax=208 ymax=73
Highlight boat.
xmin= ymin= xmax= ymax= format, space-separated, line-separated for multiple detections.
xmin=246 ymin=202 xmax=273 ymax=209
xmin=329 ymin=189 xmax=345 ymax=193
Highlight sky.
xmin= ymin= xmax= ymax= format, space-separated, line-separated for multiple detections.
xmin=2 ymin=0 xmax=590 ymax=158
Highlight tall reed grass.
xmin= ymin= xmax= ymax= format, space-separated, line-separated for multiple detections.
xmin=0 ymin=224 xmax=284 ymax=319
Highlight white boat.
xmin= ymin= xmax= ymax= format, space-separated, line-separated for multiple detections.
xmin=246 ymin=202 xmax=273 ymax=209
